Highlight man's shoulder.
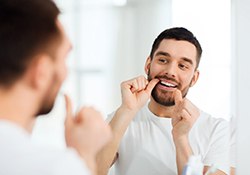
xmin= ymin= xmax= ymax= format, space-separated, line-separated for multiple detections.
xmin=196 ymin=110 xmax=230 ymax=132
xmin=199 ymin=110 xmax=229 ymax=123
xmin=0 ymin=128 xmax=90 ymax=175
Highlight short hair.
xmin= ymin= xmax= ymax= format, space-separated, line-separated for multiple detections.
xmin=149 ymin=27 xmax=202 ymax=69
xmin=0 ymin=0 xmax=61 ymax=87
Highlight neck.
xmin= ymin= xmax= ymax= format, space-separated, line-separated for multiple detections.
xmin=0 ymin=85 xmax=38 ymax=133
xmin=148 ymin=97 xmax=175 ymax=118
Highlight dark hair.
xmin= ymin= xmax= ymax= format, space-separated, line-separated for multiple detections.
xmin=149 ymin=27 xmax=202 ymax=69
xmin=0 ymin=0 xmax=60 ymax=87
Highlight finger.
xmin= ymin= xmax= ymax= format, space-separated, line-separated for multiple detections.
xmin=136 ymin=76 xmax=148 ymax=92
xmin=145 ymin=79 xmax=159 ymax=94
xmin=75 ymin=107 xmax=91 ymax=123
xmin=180 ymin=109 xmax=194 ymax=128
xmin=180 ymin=109 xmax=191 ymax=120
xmin=131 ymin=76 xmax=146 ymax=93
xmin=130 ymin=80 xmax=139 ymax=93
xmin=64 ymin=94 xmax=74 ymax=126
xmin=182 ymin=99 xmax=200 ymax=119
xmin=173 ymin=89 xmax=183 ymax=105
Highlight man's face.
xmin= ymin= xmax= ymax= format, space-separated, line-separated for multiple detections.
xmin=146 ymin=39 xmax=199 ymax=106
xmin=37 ymin=21 xmax=72 ymax=115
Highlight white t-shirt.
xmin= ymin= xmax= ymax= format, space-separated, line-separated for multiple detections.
xmin=0 ymin=120 xmax=90 ymax=175
xmin=108 ymin=104 xmax=230 ymax=175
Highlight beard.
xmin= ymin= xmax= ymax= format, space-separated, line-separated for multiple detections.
xmin=35 ymin=73 xmax=61 ymax=116
xmin=36 ymin=97 xmax=56 ymax=116
xmin=147 ymin=70 xmax=191 ymax=107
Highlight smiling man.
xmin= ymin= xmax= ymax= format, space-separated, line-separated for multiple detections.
xmin=97 ymin=27 xmax=230 ymax=175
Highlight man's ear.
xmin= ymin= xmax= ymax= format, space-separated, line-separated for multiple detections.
xmin=26 ymin=54 xmax=52 ymax=90
xmin=144 ymin=57 xmax=151 ymax=75
xmin=190 ymin=70 xmax=200 ymax=87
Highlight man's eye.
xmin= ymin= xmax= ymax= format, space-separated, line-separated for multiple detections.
xmin=179 ymin=64 xmax=188 ymax=70
xmin=159 ymin=58 xmax=167 ymax=63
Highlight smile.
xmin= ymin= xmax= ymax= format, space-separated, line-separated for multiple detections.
xmin=160 ymin=81 xmax=178 ymax=88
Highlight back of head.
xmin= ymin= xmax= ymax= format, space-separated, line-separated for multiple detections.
xmin=150 ymin=27 xmax=202 ymax=69
xmin=0 ymin=0 xmax=60 ymax=88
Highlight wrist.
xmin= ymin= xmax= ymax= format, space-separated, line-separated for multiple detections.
xmin=78 ymin=151 xmax=97 ymax=175
xmin=118 ymin=105 xmax=138 ymax=116
xmin=172 ymin=132 xmax=189 ymax=145
xmin=172 ymin=134 xmax=193 ymax=161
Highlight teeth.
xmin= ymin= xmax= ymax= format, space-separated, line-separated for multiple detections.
xmin=161 ymin=81 xmax=176 ymax=87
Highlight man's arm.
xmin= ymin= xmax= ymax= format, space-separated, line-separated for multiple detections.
xmin=96 ymin=106 xmax=137 ymax=175
xmin=96 ymin=76 xmax=159 ymax=175
xmin=173 ymin=135 xmax=193 ymax=175
xmin=172 ymin=90 xmax=229 ymax=175
xmin=171 ymin=90 xmax=200 ymax=175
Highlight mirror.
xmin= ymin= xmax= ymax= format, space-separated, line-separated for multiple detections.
xmin=32 ymin=0 xmax=236 ymax=174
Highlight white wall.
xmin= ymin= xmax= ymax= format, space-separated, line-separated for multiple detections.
xmin=232 ymin=0 xmax=250 ymax=174
xmin=172 ymin=0 xmax=232 ymax=120
xmin=112 ymin=0 xmax=172 ymax=109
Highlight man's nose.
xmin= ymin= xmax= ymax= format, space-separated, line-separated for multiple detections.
xmin=164 ymin=63 xmax=177 ymax=78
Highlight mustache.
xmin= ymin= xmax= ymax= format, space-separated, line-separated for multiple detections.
xmin=154 ymin=75 xmax=179 ymax=84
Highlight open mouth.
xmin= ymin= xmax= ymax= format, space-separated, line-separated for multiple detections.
xmin=159 ymin=81 xmax=178 ymax=88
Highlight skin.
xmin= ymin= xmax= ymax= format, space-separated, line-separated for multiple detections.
xmin=230 ymin=167 xmax=235 ymax=175
xmin=0 ymin=20 xmax=112 ymax=175
xmin=97 ymin=39 xmax=226 ymax=175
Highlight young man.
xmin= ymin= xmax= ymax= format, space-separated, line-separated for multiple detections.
xmin=97 ymin=27 xmax=230 ymax=175
xmin=0 ymin=0 xmax=111 ymax=175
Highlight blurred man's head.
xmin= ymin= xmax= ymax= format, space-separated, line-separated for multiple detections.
xmin=0 ymin=0 xmax=71 ymax=115
xmin=38 ymin=21 xmax=72 ymax=116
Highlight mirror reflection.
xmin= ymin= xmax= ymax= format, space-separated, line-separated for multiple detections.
xmin=32 ymin=0 xmax=234 ymax=174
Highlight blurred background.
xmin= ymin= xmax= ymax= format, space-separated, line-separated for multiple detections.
xmin=31 ymin=0 xmax=250 ymax=174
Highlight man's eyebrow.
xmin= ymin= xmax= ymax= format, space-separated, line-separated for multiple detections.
xmin=155 ymin=51 xmax=194 ymax=65
xmin=181 ymin=57 xmax=193 ymax=65
xmin=155 ymin=51 xmax=171 ymax=57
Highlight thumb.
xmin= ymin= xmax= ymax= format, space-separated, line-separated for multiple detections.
xmin=173 ymin=89 xmax=183 ymax=105
xmin=64 ymin=94 xmax=74 ymax=127
xmin=145 ymin=79 xmax=159 ymax=94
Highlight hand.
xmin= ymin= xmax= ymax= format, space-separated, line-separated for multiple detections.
xmin=171 ymin=90 xmax=200 ymax=140
xmin=64 ymin=94 xmax=112 ymax=162
xmin=120 ymin=75 xmax=159 ymax=112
